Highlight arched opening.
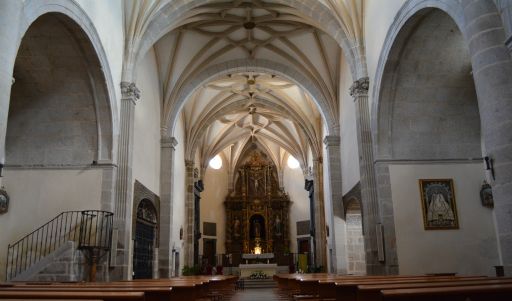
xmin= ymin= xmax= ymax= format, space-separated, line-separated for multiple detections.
xmin=345 ymin=199 xmax=365 ymax=275
xmin=133 ymin=199 xmax=158 ymax=279
xmin=0 ymin=12 xmax=113 ymax=280
xmin=375 ymin=8 xmax=499 ymax=275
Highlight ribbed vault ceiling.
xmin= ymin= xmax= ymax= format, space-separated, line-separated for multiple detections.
xmin=153 ymin=0 xmax=343 ymax=174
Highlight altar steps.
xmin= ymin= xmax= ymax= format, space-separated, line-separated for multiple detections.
xmin=241 ymin=278 xmax=277 ymax=289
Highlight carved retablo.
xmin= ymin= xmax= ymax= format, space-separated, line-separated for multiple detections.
xmin=225 ymin=149 xmax=290 ymax=257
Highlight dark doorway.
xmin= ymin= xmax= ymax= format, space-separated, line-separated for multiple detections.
xmin=298 ymin=239 xmax=310 ymax=254
xmin=203 ymin=238 xmax=217 ymax=266
xmin=133 ymin=199 xmax=157 ymax=279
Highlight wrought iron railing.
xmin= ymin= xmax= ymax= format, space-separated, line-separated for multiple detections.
xmin=5 ymin=210 xmax=113 ymax=281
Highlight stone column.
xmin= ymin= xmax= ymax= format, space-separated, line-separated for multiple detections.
xmin=351 ymin=77 xmax=397 ymax=274
xmin=184 ymin=160 xmax=195 ymax=266
xmin=0 ymin=1 xmax=23 ymax=187
xmin=323 ymin=136 xmax=344 ymax=273
xmin=113 ymin=82 xmax=140 ymax=279
xmin=462 ymin=0 xmax=512 ymax=275
xmin=158 ymin=135 xmax=178 ymax=277
xmin=312 ymin=159 xmax=327 ymax=271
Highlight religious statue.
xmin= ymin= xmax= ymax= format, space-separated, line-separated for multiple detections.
xmin=0 ymin=188 xmax=9 ymax=215
xmin=233 ymin=216 xmax=241 ymax=237
xmin=251 ymin=172 xmax=264 ymax=195
xmin=274 ymin=215 xmax=282 ymax=236
xmin=253 ymin=219 xmax=261 ymax=238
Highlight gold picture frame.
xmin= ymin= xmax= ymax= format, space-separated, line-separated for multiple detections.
xmin=419 ymin=179 xmax=459 ymax=230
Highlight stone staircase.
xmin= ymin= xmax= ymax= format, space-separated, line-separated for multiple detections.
xmin=240 ymin=277 xmax=277 ymax=289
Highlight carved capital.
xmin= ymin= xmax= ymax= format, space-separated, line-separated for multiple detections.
xmin=161 ymin=136 xmax=178 ymax=149
xmin=323 ymin=135 xmax=341 ymax=147
xmin=349 ymin=77 xmax=369 ymax=98
xmin=121 ymin=81 xmax=141 ymax=101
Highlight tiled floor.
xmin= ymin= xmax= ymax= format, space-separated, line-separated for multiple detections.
xmin=230 ymin=288 xmax=286 ymax=300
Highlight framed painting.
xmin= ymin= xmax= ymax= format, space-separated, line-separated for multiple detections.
xmin=419 ymin=179 xmax=459 ymax=230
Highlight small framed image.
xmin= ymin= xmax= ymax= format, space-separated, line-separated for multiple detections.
xmin=0 ymin=188 xmax=9 ymax=215
xmin=419 ymin=179 xmax=459 ymax=230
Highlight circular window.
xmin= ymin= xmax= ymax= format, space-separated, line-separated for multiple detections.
xmin=287 ymin=155 xmax=300 ymax=169
xmin=209 ymin=154 xmax=223 ymax=169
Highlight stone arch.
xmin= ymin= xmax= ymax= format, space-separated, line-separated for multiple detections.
xmin=18 ymin=0 xmax=118 ymax=162
xmin=370 ymin=0 xmax=507 ymax=275
xmin=165 ymin=59 xmax=339 ymax=139
xmin=374 ymin=8 xmax=481 ymax=160
xmin=129 ymin=0 xmax=363 ymax=83
xmin=7 ymin=12 xmax=113 ymax=166
xmin=371 ymin=0 xmax=468 ymax=157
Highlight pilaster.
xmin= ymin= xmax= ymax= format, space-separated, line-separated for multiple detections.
xmin=351 ymin=77 xmax=396 ymax=274
xmin=312 ymin=160 xmax=327 ymax=271
xmin=323 ymin=135 xmax=344 ymax=273
xmin=113 ymin=81 xmax=140 ymax=280
xmin=0 ymin=1 xmax=23 ymax=188
xmin=159 ymin=135 xmax=178 ymax=277
xmin=461 ymin=0 xmax=512 ymax=275
xmin=184 ymin=160 xmax=195 ymax=266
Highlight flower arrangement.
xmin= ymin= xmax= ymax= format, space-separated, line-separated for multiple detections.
xmin=249 ymin=270 xmax=268 ymax=279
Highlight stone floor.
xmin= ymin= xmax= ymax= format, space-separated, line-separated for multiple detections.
xmin=230 ymin=288 xmax=286 ymax=300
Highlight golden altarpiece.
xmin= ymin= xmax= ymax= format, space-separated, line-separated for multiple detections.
xmin=225 ymin=151 xmax=290 ymax=256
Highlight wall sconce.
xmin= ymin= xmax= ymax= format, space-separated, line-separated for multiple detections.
xmin=0 ymin=162 xmax=4 ymax=177
xmin=484 ymin=156 xmax=495 ymax=181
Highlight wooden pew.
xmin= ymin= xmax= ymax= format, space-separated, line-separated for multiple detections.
xmin=0 ymin=291 xmax=144 ymax=301
xmin=3 ymin=276 xmax=237 ymax=301
xmin=357 ymin=278 xmax=512 ymax=301
xmin=381 ymin=283 xmax=512 ymax=301
xmin=274 ymin=273 xmax=486 ymax=301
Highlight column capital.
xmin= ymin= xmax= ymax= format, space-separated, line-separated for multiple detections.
xmin=323 ymin=135 xmax=341 ymax=147
xmin=161 ymin=136 xmax=178 ymax=149
xmin=349 ymin=77 xmax=369 ymax=98
xmin=120 ymin=81 xmax=141 ymax=103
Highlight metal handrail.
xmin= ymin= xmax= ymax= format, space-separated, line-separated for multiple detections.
xmin=5 ymin=210 xmax=113 ymax=281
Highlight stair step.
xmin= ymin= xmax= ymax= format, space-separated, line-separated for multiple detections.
xmin=240 ymin=278 xmax=277 ymax=288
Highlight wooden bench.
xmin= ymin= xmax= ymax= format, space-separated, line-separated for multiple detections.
xmin=2 ymin=276 xmax=238 ymax=301
xmin=356 ymin=278 xmax=512 ymax=301
xmin=0 ymin=291 xmax=144 ymax=301
xmin=381 ymin=283 xmax=512 ymax=301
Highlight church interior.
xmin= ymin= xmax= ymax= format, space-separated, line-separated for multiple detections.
xmin=1 ymin=0 xmax=512 ymax=300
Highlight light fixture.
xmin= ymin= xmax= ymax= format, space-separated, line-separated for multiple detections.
xmin=209 ymin=154 xmax=222 ymax=170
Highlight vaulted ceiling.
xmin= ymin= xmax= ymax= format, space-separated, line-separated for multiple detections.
xmin=152 ymin=0 xmax=346 ymax=175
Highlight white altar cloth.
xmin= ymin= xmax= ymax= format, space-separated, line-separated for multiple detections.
xmin=242 ymin=253 xmax=274 ymax=260
xmin=239 ymin=263 xmax=278 ymax=277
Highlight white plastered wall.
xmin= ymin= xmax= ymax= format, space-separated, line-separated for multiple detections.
xmin=340 ymin=49 xmax=361 ymax=195
xmin=0 ymin=168 xmax=103 ymax=280
xmin=171 ymin=116 xmax=186 ymax=275
xmin=75 ymin=0 xmax=124 ymax=105
xmin=283 ymin=164 xmax=310 ymax=254
xmin=365 ymin=0 xmax=407 ymax=109
xmin=200 ymin=162 xmax=229 ymax=255
xmin=389 ymin=163 xmax=499 ymax=275
xmin=133 ymin=48 xmax=161 ymax=194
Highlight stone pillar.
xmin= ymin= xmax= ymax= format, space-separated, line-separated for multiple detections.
xmin=323 ymin=136 xmax=344 ymax=273
xmin=351 ymin=77 xmax=397 ymax=274
xmin=158 ymin=135 xmax=178 ymax=277
xmin=462 ymin=0 xmax=512 ymax=275
xmin=312 ymin=159 xmax=327 ymax=271
xmin=184 ymin=160 xmax=195 ymax=266
xmin=113 ymin=82 xmax=140 ymax=279
xmin=0 ymin=1 xmax=23 ymax=187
